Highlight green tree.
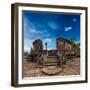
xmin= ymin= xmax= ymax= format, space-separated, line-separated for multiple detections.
xmin=24 ymin=51 xmax=28 ymax=56
xmin=69 ymin=38 xmax=80 ymax=57
xmin=24 ymin=51 xmax=29 ymax=59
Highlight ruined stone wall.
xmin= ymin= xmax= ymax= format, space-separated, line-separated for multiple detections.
xmin=56 ymin=38 xmax=72 ymax=51
xmin=32 ymin=39 xmax=43 ymax=54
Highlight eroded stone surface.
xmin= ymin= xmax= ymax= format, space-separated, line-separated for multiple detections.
xmin=24 ymin=58 xmax=80 ymax=77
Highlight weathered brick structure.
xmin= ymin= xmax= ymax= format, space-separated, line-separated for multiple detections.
xmin=30 ymin=38 xmax=75 ymax=67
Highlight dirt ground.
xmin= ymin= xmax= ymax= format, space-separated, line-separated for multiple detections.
xmin=24 ymin=58 xmax=80 ymax=77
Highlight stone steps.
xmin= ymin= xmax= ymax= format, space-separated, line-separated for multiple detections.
xmin=46 ymin=57 xmax=58 ymax=61
xmin=44 ymin=55 xmax=59 ymax=66
xmin=45 ymin=60 xmax=58 ymax=63
xmin=44 ymin=62 xmax=59 ymax=66
xmin=47 ymin=56 xmax=58 ymax=58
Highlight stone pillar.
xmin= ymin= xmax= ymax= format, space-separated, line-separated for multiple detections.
xmin=45 ymin=42 xmax=48 ymax=57
xmin=58 ymin=54 xmax=63 ymax=67
xmin=45 ymin=42 xmax=47 ymax=50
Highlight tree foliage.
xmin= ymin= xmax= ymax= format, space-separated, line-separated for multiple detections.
xmin=69 ymin=38 xmax=80 ymax=57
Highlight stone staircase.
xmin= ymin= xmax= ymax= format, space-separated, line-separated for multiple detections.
xmin=44 ymin=55 xmax=59 ymax=66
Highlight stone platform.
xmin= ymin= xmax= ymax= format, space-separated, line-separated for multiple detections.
xmin=41 ymin=66 xmax=62 ymax=75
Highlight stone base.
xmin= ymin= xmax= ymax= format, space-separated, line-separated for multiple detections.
xmin=41 ymin=66 xmax=62 ymax=75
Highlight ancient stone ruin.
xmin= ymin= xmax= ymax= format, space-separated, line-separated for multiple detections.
xmin=29 ymin=38 xmax=75 ymax=68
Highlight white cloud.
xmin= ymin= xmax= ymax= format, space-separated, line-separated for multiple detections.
xmin=47 ymin=22 xmax=58 ymax=30
xmin=29 ymin=28 xmax=41 ymax=35
xmin=43 ymin=38 xmax=52 ymax=43
xmin=73 ymin=18 xmax=77 ymax=22
xmin=43 ymin=38 xmax=56 ymax=50
xmin=24 ymin=45 xmax=30 ymax=52
xmin=24 ymin=17 xmax=39 ymax=34
xmin=30 ymin=29 xmax=36 ymax=33
xmin=24 ymin=38 xmax=34 ymax=52
xmin=75 ymin=40 xmax=80 ymax=44
xmin=43 ymin=38 xmax=52 ymax=49
xmin=65 ymin=26 xmax=72 ymax=31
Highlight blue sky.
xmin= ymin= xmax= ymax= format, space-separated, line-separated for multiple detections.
xmin=23 ymin=11 xmax=80 ymax=52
